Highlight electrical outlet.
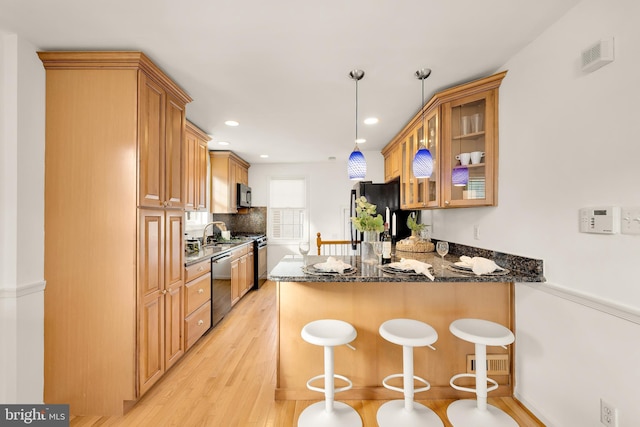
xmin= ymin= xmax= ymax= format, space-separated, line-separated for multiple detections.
xmin=473 ymin=224 xmax=480 ymax=240
xmin=600 ymin=398 xmax=618 ymax=426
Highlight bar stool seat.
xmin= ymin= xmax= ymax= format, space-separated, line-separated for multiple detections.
xmin=298 ymin=319 xmax=362 ymax=427
xmin=377 ymin=319 xmax=444 ymax=427
xmin=447 ymin=318 xmax=517 ymax=427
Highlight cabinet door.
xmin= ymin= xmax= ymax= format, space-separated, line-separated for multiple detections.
xmin=165 ymin=95 xmax=185 ymax=208
xmin=196 ymin=140 xmax=208 ymax=210
xmin=245 ymin=251 xmax=254 ymax=293
xmin=230 ymin=258 xmax=240 ymax=305
xmin=164 ymin=211 xmax=184 ymax=369
xmin=139 ymin=75 xmax=166 ymax=208
xmin=420 ymin=108 xmax=440 ymax=208
xmin=138 ymin=209 xmax=165 ymax=395
xmin=184 ymin=130 xmax=197 ymax=211
xmin=442 ymin=89 xmax=497 ymax=207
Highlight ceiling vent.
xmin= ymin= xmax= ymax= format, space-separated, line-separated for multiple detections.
xmin=581 ymin=38 xmax=614 ymax=73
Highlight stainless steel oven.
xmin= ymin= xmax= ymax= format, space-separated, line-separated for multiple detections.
xmin=210 ymin=252 xmax=232 ymax=326
xmin=255 ymin=236 xmax=267 ymax=288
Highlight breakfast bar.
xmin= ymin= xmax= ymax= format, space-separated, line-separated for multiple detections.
xmin=269 ymin=245 xmax=544 ymax=401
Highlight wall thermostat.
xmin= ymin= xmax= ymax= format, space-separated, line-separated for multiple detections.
xmin=579 ymin=206 xmax=620 ymax=234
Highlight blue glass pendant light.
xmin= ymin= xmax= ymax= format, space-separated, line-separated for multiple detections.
xmin=412 ymin=68 xmax=433 ymax=179
xmin=348 ymin=69 xmax=366 ymax=181
xmin=452 ymin=166 xmax=469 ymax=186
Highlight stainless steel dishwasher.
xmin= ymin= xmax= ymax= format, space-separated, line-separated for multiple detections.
xmin=210 ymin=251 xmax=232 ymax=326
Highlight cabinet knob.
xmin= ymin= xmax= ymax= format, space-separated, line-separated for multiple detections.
xmin=162 ymin=289 xmax=167 ymax=295
xmin=197 ymin=320 xmax=204 ymax=326
xmin=445 ymin=200 xmax=450 ymax=205
xmin=163 ymin=201 xmax=168 ymax=207
xmin=198 ymin=266 xmax=204 ymax=271
xmin=198 ymin=288 xmax=204 ymax=294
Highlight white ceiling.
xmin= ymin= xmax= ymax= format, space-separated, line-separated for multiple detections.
xmin=1 ymin=0 xmax=580 ymax=165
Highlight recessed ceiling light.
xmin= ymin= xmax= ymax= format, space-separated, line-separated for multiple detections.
xmin=260 ymin=154 xmax=269 ymax=158
xmin=328 ymin=156 xmax=336 ymax=161
xmin=355 ymin=138 xmax=366 ymax=143
xmin=218 ymin=141 xmax=230 ymax=146
xmin=224 ymin=120 xmax=239 ymax=127
xmin=364 ymin=117 xmax=379 ymax=125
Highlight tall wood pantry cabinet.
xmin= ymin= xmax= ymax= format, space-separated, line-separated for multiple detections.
xmin=39 ymin=51 xmax=192 ymax=416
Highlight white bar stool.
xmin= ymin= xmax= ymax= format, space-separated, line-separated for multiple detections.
xmin=377 ymin=318 xmax=444 ymax=427
xmin=298 ymin=319 xmax=362 ymax=427
xmin=447 ymin=318 xmax=517 ymax=427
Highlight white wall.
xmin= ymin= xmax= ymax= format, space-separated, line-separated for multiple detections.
xmin=249 ymin=149 xmax=384 ymax=270
xmin=429 ymin=0 xmax=640 ymax=425
xmin=0 ymin=32 xmax=45 ymax=403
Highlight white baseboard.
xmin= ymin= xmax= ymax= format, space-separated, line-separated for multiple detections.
xmin=519 ymin=281 xmax=640 ymax=325
xmin=0 ymin=280 xmax=46 ymax=298
xmin=513 ymin=391 xmax=557 ymax=427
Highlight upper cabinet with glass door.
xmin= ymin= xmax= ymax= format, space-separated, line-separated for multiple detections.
xmin=440 ymin=72 xmax=505 ymax=207
xmin=382 ymin=71 xmax=506 ymax=209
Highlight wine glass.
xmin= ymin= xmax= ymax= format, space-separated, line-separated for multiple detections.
xmin=298 ymin=241 xmax=310 ymax=266
xmin=436 ymin=241 xmax=449 ymax=270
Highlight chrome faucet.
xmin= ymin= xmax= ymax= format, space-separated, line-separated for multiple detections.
xmin=202 ymin=221 xmax=227 ymax=245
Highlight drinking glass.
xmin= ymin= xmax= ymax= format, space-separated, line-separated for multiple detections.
xmin=298 ymin=241 xmax=310 ymax=266
xmin=436 ymin=241 xmax=449 ymax=270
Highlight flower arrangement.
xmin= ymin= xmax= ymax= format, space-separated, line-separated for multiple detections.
xmin=407 ymin=212 xmax=426 ymax=233
xmin=351 ymin=196 xmax=384 ymax=233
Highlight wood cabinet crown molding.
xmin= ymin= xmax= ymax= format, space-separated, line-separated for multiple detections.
xmin=38 ymin=51 xmax=193 ymax=105
xmin=381 ymin=71 xmax=507 ymax=155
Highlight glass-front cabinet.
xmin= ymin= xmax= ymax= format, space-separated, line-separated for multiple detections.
xmin=383 ymin=71 xmax=505 ymax=210
xmin=442 ymin=90 xmax=496 ymax=207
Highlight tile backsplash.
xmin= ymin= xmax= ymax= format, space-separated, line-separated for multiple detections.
xmin=184 ymin=207 xmax=267 ymax=239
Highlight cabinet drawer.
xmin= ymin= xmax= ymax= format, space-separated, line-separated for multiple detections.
xmin=185 ymin=300 xmax=211 ymax=349
xmin=185 ymin=272 xmax=211 ymax=315
xmin=185 ymin=259 xmax=211 ymax=282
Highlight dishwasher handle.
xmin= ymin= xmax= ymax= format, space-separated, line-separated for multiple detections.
xmin=212 ymin=254 xmax=232 ymax=263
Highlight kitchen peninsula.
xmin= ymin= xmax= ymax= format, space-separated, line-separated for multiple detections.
xmin=269 ymin=244 xmax=543 ymax=401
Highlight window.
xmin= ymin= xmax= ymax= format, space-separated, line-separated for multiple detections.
xmin=269 ymin=178 xmax=307 ymax=241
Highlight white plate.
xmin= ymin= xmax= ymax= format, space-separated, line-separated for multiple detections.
xmin=453 ymin=262 xmax=473 ymax=271
xmin=313 ymin=262 xmax=352 ymax=273
xmin=387 ymin=262 xmax=414 ymax=272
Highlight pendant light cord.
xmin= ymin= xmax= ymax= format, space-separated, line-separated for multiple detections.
xmin=355 ymin=77 xmax=359 ymax=144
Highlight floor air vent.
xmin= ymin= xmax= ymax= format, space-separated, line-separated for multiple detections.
xmin=466 ymin=354 xmax=510 ymax=375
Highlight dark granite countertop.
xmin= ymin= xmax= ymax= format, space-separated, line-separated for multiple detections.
xmin=184 ymin=239 xmax=254 ymax=266
xmin=268 ymin=242 xmax=545 ymax=283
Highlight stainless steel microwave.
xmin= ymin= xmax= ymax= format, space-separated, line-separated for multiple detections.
xmin=237 ymin=183 xmax=251 ymax=208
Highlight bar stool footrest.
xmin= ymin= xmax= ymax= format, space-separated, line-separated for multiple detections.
xmin=450 ymin=373 xmax=498 ymax=394
xmin=306 ymin=374 xmax=353 ymax=394
xmin=382 ymin=373 xmax=431 ymax=394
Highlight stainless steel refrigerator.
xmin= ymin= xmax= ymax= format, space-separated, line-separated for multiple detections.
xmin=350 ymin=180 xmax=414 ymax=248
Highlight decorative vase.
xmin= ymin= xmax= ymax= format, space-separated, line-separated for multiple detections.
xmin=360 ymin=231 xmax=379 ymax=265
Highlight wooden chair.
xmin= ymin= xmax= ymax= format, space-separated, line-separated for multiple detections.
xmin=316 ymin=232 xmax=359 ymax=256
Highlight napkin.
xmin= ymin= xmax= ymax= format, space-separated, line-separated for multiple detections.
xmin=394 ymin=258 xmax=434 ymax=281
xmin=314 ymin=256 xmax=352 ymax=273
xmin=459 ymin=256 xmax=503 ymax=275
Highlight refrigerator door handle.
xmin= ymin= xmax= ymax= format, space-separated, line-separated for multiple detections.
xmin=350 ymin=189 xmax=358 ymax=250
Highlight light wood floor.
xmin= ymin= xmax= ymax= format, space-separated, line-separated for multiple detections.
xmin=70 ymin=280 xmax=544 ymax=426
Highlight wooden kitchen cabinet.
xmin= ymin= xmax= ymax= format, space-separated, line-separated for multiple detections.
xmin=230 ymin=244 xmax=253 ymax=306
xmin=139 ymin=74 xmax=186 ymax=209
xmin=39 ymin=51 xmax=192 ymax=416
xmin=382 ymin=142 xmax=401 ymax=183
xmin=209 ymin=150 xmax=250 ymax=213
xmin=184 ymin=121 xmax=210 ymax=211
xmin=184 ymin=259 xmax=211 ymax=350
xmin=383 ymin=71 xmax=505 ymax=209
